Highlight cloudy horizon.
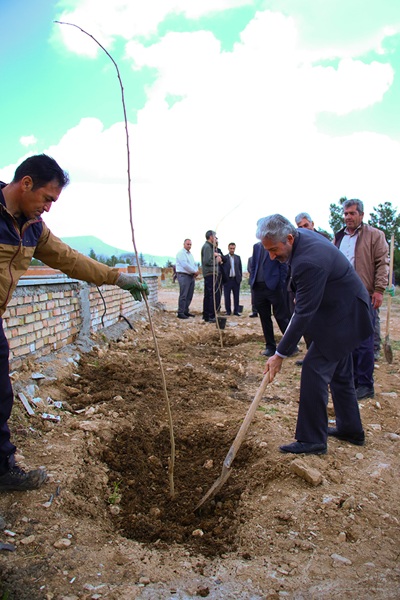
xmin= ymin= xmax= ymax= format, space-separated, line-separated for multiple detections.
xmin=1 ymin=0 xmax=399 ymax=263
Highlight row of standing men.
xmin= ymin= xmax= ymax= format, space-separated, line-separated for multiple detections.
xmin=175 ymin=202 xmax=389 ymax=405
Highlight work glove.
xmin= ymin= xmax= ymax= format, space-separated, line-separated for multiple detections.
xmin=386 ymin=284 xmax=395 ymax=297
xmin=116 ymin=273 xmax=149 ymax=302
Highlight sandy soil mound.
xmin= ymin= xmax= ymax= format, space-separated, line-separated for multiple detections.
xmin=0 ymin=288 xmax=399 ymax=599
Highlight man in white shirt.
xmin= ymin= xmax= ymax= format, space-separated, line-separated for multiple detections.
xmin=175 ymin=239 xmax=199 ymax=319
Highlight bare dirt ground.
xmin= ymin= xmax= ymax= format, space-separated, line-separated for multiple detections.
xmin=0 ymin=284 xmax=399 ymax=600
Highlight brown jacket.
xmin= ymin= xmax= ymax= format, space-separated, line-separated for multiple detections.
xmin=334 ymin=223 xmax=389 ymax=295
xmin=0 ymin=197 xmax=119 ymax=316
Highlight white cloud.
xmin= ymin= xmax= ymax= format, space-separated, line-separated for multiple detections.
xmin=19 ymin=135 xmax=37 ymax=147
xmin=303 ymin=59 xmax=394 ymax=115
xmin=56 ymin=0 xmax=253 ymax=56
xmin=15 ymin=7 xmax=400 ymax=263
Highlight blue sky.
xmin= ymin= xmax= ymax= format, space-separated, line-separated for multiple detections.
xmin=1 ymin=0 xmax=399 ymax=262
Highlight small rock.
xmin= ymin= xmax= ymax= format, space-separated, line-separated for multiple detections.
xmin=368 ymin=423 xmax=382 ymax=431
xmin=203 ymin=459 xmax=213 ymax=470
xmin=196 ymin=586 xmax=210 ymax=597
xmin=109 ymin=505 xmax=121 ymax=515
xmin=337 ymin=531 xmax=347 ymax=542
xmin=31 ymin=372 xmax=45 ymax=380
xmin=331 ymin=553 xmax=352 ymax=565
xmin=53 ymin=538 xmax=72 ymax=549
xmin=381 ymin=391 xmax=397 ymax=398
xmin=290 ymin=459 xmax=323 ymax=486
xmin=148 ymin=455 xmax=162 ymax=468
xmin=341 ymin=496 xmax=356 ymax=510
xmin=139 ymin=576 xmax=150 ymax=585
xmin=79 ymin=421 xmax=100 ymax=432
xmin=370 ymin=463 xmax=390 ymax=478
xmin=20 ymin=535 xmax=35 ymax=545
xmin=355 ymin=453 xmax=364 ymax=460
xmin=259 ymin=441 xmax=268 ymax=448
xmin=192 ymin=529 xmax=204 ymax=537
xmin=385 ymin=432 xmax=400 ymax=441
xmin=149 ymin=507 xmax=161 ymax=518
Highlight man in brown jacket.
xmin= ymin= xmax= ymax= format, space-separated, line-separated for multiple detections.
xmin=334 ymin=199 xmax=389 ymax=400
xmin=0 ymin=154 xmax=148 ymax=491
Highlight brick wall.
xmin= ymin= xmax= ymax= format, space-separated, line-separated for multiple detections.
xmin=2 ymin=274 xmax=158 ymax=367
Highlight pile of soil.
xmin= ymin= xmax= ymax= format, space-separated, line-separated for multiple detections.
xmin=0 ymin=288 xmax=399 ymax=599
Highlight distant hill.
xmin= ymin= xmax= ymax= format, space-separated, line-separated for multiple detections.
xmin=61 ymin=236 xmax=175 ymax=267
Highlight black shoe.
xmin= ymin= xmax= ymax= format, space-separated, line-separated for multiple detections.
xmin=249 ymin=313 xmax=258 ymax=318
xmin=261 ymin=348 xmax=275 ymax=357
xmin=279 ymin=441 xmax=327 ymax=455
xmin=356 ymin=385 xmax=374 ymax=400
xmin=225 ymin=312 xmax=231 ymax=316
xmin=295 ymin=360 xmax=303 ymax=366
xmin=177 ymin=314 xmax=189 ymax=319
xmin=208 ymin=318 xmax=216 ymax=323
xmin=233 ymin=312 xmax=241 ymax=316
xmin=0 ymin=458 xmax=47 ymax=492
xmin=185 ymin=313 xmax=195 ymax=318
xmin=327 ymin=428 xmax=365 ymax=446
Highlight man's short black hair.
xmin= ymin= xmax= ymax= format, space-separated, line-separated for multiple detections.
xmin=13 ymin=154 xmax=70 ymax=191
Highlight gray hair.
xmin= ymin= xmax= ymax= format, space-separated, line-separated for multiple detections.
xmin=295 ymin=212 xmax=312 ymax=224
xmin=343 ymin=199 xmax=364 ymax=214
xmin=256 ymin=214 xmax=297 ymax=242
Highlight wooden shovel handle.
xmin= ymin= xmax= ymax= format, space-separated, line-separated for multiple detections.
xmin=224 ymin=371 xmax=271 ymax=469
xmin=385 ymin=234 xmax=395 ymax=338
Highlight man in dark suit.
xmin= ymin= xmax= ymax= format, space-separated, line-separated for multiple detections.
xmin=249 ymin=241 xmax=291 ymax=356
xmin=257 ymin=214 xmax=373 ymax=455
xmin=222 ymin=243 xmax=242 ymax=316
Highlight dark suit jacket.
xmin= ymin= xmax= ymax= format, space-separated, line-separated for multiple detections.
xmin=277 ymin=228 xmax=373 ymax=360
xmin=249 ymin=242 xmax=288 ymax=290
xmin=222 ymin=253 xmax=242 ymax=284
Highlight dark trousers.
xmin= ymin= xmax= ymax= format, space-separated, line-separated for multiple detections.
xmin=252 ymin=282 xmax=290 ymax=351
xmin=203 ymin=274 xmax=221 ymax=321
xmin=250 ymin=287 xmax=258 ymax=314
xmin=353 ymin=306 xmax=376 ymax=388
xmin=296 ymin=343 xmax=363 ymax=445
xmin=0 ymin=318 xmax=16 ymax=474
xmin=177 ymin=273 xmax=195 ymax=316
xmin=224 ymin=278 xmax=240 ymax=314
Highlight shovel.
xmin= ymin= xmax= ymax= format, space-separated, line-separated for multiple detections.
xmin=383 ymin=233 xmax=395 ymax=364
xmin=195 ymin=371 xmax=271 ymax=511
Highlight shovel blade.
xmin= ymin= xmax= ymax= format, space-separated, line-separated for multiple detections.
xmin=384 ymin=339 xmax=393 ymax=364
xmin=194 ymin=467 xmax=231 ymax=512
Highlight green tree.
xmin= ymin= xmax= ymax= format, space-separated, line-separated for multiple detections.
xmin=164 ymin=259 xmax=174 ymax=268
xmin=368 ymin=202 xmax=400 ymax=245
xmin=368 ymin=202 xmax=400 ymax=284
xmin=328 ymin=196 xmax=346 ymax=234
xmin=316 ymin=227 xmax=332 ymax=240
xmin=106 ymin=255 xmax=119 ymax=267
xmin=89 ymin=248 xmax=98 ymax=261
xmin=139 ymin=253 xmax=147 ymax=266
